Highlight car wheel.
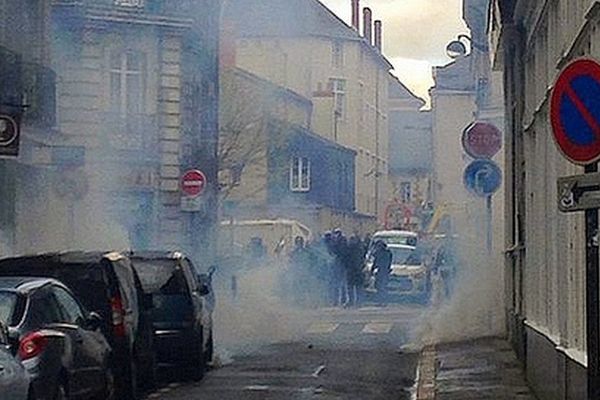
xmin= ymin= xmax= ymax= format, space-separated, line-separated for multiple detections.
xmin=128 ymin=360 xmax=139 ymax=399
xmin=104 ymin=365 xmax=116 ymax=400
xmin=188 ymin=334 xmax=206 ymax=381
xmin=205 ymin=333 xmax=214 ymax=365
xmin=53 ymin=382 xmax=68 ymax=400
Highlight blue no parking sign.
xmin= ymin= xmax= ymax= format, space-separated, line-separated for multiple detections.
xmin=551 ymin=59 xmax=600 ymax=165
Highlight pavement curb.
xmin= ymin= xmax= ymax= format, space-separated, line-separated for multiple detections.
xmin=416 ymin=345 xmax=437 ymax=400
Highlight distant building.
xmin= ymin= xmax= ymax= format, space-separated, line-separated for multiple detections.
xmin=0 ymin=0 xmax=220 ymax=265
xmin=429 ymin=0 xmax=504 ymax=247
xmin=386 ymin=74 xmax=432 ymax=231
xmin=220 ymin=67 xmax=359 ymax=234
xmin=490 ymin=1 xmax=600 ymax=398
xmin=222 ymin=0 xmax=392 ymax=230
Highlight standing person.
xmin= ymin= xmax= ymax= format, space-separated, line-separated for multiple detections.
xmin=288 ymin=236 xmax=311 ymax=307
xmin=372 ymin=241 xmax=392 ymax=305
xmin=346 ymin=235 xmax=365 ymax=307
xmin=332 ymin=230 xmax=348 ymax=306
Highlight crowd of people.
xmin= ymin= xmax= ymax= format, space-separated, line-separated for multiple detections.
xmin=283 ymin=229 xmax=393 ymax=308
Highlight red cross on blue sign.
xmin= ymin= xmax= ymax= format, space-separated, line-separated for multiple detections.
xmin=551 ymin=59 xmax=600 ymax=165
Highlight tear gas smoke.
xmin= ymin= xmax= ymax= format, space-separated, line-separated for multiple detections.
xmin=415 ymin=215 xmax=504 ymax=345
xmin=212 ymin=259 xmax=318 ymax=357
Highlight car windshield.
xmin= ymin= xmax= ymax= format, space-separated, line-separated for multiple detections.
xmin=133 ymin=260 xmax=192 ymax=323
xmin=0 ymin=291 xmax=17 ymax=325
xmin=375 ymin=235 xmax=417 ymax=247
xmin=133 ymin=260 xmax=188 ymax=294
xmin=389 ymin=247 xmax=422 ymax=266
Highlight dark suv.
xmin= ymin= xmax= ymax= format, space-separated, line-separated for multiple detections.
xmin=129 ymin=251 xmax=215 ymax=380
xmin=0 ymin=277 xmax=112 ymax=400
xmin=0 ymin=252 xmax=156 ymax=399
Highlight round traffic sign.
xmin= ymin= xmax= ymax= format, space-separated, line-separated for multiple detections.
xmin=550 ymin=58 xmax=600 ymax=165
xmin=463 ymin=160 xmax=502 ymax=197
xmin=462 ymin=121 xmax=502 ymax=159
xmin=0 ymin=115 xmax=18 ymax=146
xmin=181 ymin=170 xmax=207 ymax=197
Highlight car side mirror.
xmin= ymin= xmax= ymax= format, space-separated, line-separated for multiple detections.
xmin=85 ymin=312 xmax=103 ymax=331
xmin=199 ymin=283 xmax=210 ymax=297
xmin=208 ymin=265 xmax=217 ymax=277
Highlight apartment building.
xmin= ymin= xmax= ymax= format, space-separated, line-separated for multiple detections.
xmin=491 ymin=1 xmax=600 ymax=399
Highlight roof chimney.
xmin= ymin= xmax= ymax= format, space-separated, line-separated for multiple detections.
xmin=374 ymin=20 xmax=382 ymax=51
xmin=351 ymin=0 xmax=360 ymax=30
xmin=363 ymin=7 xmax=372 ymax=45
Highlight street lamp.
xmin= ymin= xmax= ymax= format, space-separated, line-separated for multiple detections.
xmin=446 ymin=34 xmax=489 ymax=58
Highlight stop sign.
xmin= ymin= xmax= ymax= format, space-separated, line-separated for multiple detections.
xmin=181 ymin=170 xmax=207 ymax=197
xmin=462 ymin=121 xmax=502 ymax=159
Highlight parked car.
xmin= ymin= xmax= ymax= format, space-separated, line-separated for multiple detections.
xmin=0 ymin=252 xmax=156 ymax=399
xmin=0 ymin=277 xmax=112 ymax=400
xmin=369 ymin=230 xmax=419 ymax=253
xmin=0 ymin=319 xmax=30 ymax=400
xmin=129 ymin=251 xmax=215 ymax=380
xmin=386 ymin=244 xmax=430 ymax=303
xmin=364 ymin=244 xmax=429 ymax=303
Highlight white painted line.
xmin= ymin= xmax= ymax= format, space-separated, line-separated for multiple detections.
xmin=307 ymin=322 xmax=339 ymax=334
xmin=245 ymin=385 xmax=270 ymax=391
xmin=362 ymin=322 xmax=394 ymax=334
xmin=312 ymin=365 xmax=327 ymax=377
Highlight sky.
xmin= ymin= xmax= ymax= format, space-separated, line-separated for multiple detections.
xmin=320 ymin=0 xmax=469 ymax=102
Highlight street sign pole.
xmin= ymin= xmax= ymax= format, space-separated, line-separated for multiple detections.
xmin=486 ymin=195 xmax=492 ymax=255
xmin=586 ymin=163 xmax=600 ymax=400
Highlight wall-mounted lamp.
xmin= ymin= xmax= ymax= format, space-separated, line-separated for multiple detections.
xmin=446 ymin=34 xmax=489 ymax=59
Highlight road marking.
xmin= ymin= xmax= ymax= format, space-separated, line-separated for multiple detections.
xmin=362 ymin=322 xmax=394 ymax=334
xmin=312 ymin=365 xmax=327 ymax=377
xmin=245 ymin=385 xmax=270 ymax=391
xmin=307 ymin=322 xmax=339 ymax=334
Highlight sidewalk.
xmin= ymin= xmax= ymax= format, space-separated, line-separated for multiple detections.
xmin=416 ymin=337 xmax=537 ymax=400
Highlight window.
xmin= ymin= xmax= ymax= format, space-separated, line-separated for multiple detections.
xmin=332 ymin=41 xmax=344 ymax=68
xmin=290 ymin=157 xmax=311 ymax=192
xmin=114 ymin=0 xmax=144 ymax=7
xmin=329 ymin=78 xmax=346 ymax=119
xmin=28 ymin=290 xmax=63 ymax=326
xmin=400 ymin=182 xmax=412 ymax=203
xmin=52 ymin=287 xmax=86 ymax=326
xmin=110 ymin=51 xmax=145 ymax=116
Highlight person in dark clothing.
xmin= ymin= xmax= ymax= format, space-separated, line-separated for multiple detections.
xmin=372 ymin=241 xmax=392 ymax=304
xmin=288 ymin=236 xmax=312 ymax=306
xmin=331 ymin=230 xmax=349 ymax=306
xmin=345 ymin=235 xmax=365 ymax=306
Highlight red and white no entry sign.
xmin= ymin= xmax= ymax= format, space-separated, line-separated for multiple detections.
xmin=181 ymin=169 xmax=207 ymax=197
xmin=462 ymin=121 xmax=502 ymax=159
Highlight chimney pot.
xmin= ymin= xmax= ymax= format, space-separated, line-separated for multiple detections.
xmin=374 ymin=20 xmax=382 ymax=51
xmin=363 ymin=7 xmax=372 ymax=45
xmin=351 ymin=0 xmax=360 ymax=30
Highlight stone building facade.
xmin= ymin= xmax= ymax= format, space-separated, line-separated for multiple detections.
xmin=491 ymin=1 xmax=600 ymax=399
xmin=0 ymin=0 xmax=220 ymax=266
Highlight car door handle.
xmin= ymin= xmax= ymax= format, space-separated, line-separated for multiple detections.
xmin=0 ymin=364 xmax=5 ymax=372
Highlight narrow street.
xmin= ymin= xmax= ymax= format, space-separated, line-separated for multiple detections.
xmin=148 ymin=304 xmax=425 ymax=400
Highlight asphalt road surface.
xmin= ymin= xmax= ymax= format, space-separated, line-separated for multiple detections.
xmin=146 ymin=304 xmax=425 ymax=400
